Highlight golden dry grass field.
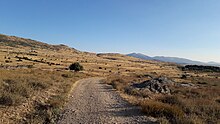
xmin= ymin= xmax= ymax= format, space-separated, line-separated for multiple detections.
xmin=0 ymin=34 xmax=219 ymax=124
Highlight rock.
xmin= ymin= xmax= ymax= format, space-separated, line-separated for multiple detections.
xmin=178 ymin=82 xmax=195 ymax=87
xmin=156 ymin=77 xmax=175 ymax=85
xmin=132 ymin=77 xmax=174 ymax=94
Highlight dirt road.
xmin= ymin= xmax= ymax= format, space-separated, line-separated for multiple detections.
xmin=58 ymin=77 xmax=157 ymax=124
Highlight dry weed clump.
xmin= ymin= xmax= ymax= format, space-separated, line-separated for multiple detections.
xmin=157 ymin=95 xmax=184 ymax=107
xmin=26 ymin=94 xmax=70 ymax=123
xmin=0 ymin=79 xmax=31 ymax=106
xmin=0 ymin=93 xmax=19 ymax=106
xmin=106 ymin=76 xmax=129 ymax=91
xmin=29 ymin=81 xmax=48 ymax=90
xmin=140 ymin=100 xmax=184 ymax=119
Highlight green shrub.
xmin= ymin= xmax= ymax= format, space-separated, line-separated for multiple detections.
xmin=69 ymin=62 xmax=83 ymax=72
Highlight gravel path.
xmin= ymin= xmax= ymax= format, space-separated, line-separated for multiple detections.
xmin=58 ymin=77 xmax=157 ymax=124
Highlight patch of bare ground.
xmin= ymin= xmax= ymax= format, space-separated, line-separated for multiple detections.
xmin=58 ymin=77 xmax=158 ymax=124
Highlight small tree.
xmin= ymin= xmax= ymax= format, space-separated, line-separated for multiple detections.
xmin=69 ymin=62 xmax=83 ymax=72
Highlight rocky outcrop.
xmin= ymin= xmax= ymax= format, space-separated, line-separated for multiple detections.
xmin=132 ymin=77 xmax=174 ymax=94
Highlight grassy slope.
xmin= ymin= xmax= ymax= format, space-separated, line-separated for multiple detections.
xmin=0 ymin=69 xmax=88 ymax=123
xmin=0 ymin=34 xmax=91 ymax=123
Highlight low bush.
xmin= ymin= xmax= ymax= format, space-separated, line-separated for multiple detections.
xmin=69 ymin=62 xmax=83 ymax=72
xmin=5 ymin=60 xmax=12 ymax=63
xmin=4 ymin=82 xmax=30 ymax=98
xmin=0 ymin=95 xmax=13 ymax=106
xmin=106 ymin=77 xmax=128 ymax=91
xmin=181 ymin=74 xmax=187 ymax=79
xmin=24 ymin=101 xmax=53 ymax=124
xmin=0 ymin=92 xmax=22 ymax=106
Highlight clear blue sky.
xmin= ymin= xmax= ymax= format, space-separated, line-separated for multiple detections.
xmin=0 ymin=0 xmax=220 ymax=62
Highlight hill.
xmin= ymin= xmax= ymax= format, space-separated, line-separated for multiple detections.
xmin=127 ymin=53 xmax=153 ymax=60
xmin=0 ymin=34 xmax=79 ymax=52
xmin=127 ymin=53 xmax=220 ymax=66
xmin=153 ymin=56 xmax=204 ymax=65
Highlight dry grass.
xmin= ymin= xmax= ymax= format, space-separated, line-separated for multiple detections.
xmin=0 ymin=69 xmax=88 ymax=123
xmin=105 ymin=72 xmax=220 ymax=124
xmin=0 ymin=34 xmax=179 ymax=124
xmin=140 ymin=100 xmax=184 ymax=119
xmin=157 ymin=95 xmax=184 ymax=107
xmin=1 ymin=34 xmax=219 ymax=123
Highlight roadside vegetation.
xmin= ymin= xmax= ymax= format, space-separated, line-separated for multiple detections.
xmin=105 ymin=69 xmax=220 ymax=124
xmin=0 ymin=68 xmax=88 ymax=123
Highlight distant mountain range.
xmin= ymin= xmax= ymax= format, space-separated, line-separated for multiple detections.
xmin=127 ymin=53 xmax=220 ymax=67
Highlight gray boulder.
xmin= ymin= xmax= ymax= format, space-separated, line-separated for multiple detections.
xmin=132 ymin=77 xmax=174 ymax=94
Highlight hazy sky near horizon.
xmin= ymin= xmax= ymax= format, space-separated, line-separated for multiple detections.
xmin=0 ymin=0 xmax=220 ymax=62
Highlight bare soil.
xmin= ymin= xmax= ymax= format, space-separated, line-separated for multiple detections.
xmin=58 ymin=77 xmax=157 ymax=124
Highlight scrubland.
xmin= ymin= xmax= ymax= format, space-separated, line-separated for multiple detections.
xmin=0 ymin=68 xmax=88 ymax=123
xmin=105 ymin=70 xmax=220 ymax=124
xmin=0 ymin=34 xmax=219 ymax=124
